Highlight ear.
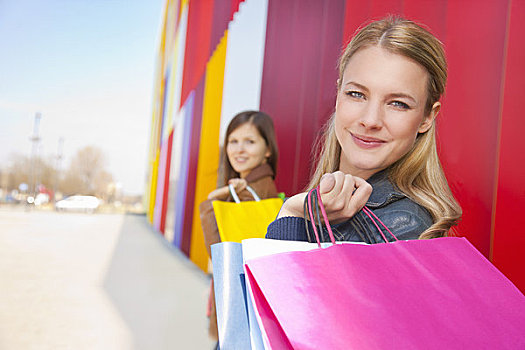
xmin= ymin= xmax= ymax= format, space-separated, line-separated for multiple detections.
xmin=418 ymin=101 xmax=440 ymax=133
xmin=265 ymin=147 xmax=271 ymax=159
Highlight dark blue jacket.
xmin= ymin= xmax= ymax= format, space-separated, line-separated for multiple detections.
xmin=266 ymin=170 xmax=433 ymax=243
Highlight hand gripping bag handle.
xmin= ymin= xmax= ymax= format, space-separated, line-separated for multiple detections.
xmin=305 ymin=186 xmax=397 ymax=246
xmin=228 ymin=184 xmax=261 ymax=203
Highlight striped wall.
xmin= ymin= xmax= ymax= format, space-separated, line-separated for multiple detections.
xmin=146 ymin=0 xmax=525 ymax=292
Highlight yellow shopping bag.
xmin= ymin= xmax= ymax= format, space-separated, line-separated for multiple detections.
xmin=212 ymin=185 xmax=283 ymax=243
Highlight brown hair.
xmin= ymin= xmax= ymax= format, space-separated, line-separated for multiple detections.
xmin=219 ymin=111 xmax=278 ymax=186
xmin=309 ymin=16 xmax=461 ymax=238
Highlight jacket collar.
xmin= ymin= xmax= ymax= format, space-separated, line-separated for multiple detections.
xmin=366 ymin=169 xmax=406 ymax=208
xmin=244 ymin=163 xmax=275 ymax=183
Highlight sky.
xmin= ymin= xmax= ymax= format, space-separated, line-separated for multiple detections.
xmin=0 ymin=0 xmax=165 ymax=195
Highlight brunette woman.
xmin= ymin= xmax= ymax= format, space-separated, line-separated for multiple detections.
xmin=199 ymin=110 xmax=279 ymax=342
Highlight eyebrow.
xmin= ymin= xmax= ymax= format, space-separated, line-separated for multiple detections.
xmin=344 ymin=81 xmax=418 ymax=105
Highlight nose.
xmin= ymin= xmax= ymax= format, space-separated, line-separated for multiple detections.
xmin=359 ymin=101 xmax=383 ymax=130
xmin=234 ymin=142 xmax=246 ymax=153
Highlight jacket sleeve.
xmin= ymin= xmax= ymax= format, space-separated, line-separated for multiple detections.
xmin=266 ymin=216 xmax=309 ymax=241
xmin=199 ymin=199 xmax=221 ymax=258
xmin=340 ymin=200 xmax=433 ymax=243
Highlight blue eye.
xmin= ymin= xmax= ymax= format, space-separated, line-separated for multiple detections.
xmin=345 ymin=91 xmax=364 ymax=99
xmin=391 ymin=101 xmax=410 ymax=109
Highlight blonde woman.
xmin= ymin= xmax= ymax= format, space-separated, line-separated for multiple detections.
xmin=267 ymin=16 xmax=461 ymax=243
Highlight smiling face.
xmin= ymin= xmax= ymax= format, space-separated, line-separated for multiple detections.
xmin=335 ymin=45 xmax=439 ymax=179
xmin=226 ymin=122 xmax=271 ymax=178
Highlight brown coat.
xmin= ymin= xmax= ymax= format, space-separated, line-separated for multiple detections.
xmin=199 ymin=163 xmax=279 ymax=258
xmin=199 ymin=163 xmax=279 ymax=341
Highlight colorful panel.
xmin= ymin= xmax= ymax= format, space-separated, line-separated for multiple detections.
xmin=171 ymin=4 xmax=189 ymax=113
xmin=402 ymin=0 xmax=447 ymax=40
xmin=147 ymin=58 xmax=165 ymax=223
xmin=173 ymin=92 xmax=195 ymax=247
xmin=165 ymin=102 xmax=188 ymax=243
xmin=219 ymin=0 xmax=269 ymax=141
xmin=181 ymin=76 xmax=205 ymax=256
xmin=160 ymin=131 xmax=174 ymax=233
xmin=189 ymin=33 xmax=228 ymax=271
xmin=491 ymin=0 xmax=525 ymax=291
xmin=153 ymin=136 xmax=168 ymax=231
xmin=209 ymin=0 xmax=231 ymax=58
xmin=230 ymin=0 xmax=244 ymax=20
xmin=180 ymin=0 xmax=214 ymax=108
xmin=260 ymin=0 xmax=345 ymax=194
xmin=439 ymin=0 xmax=508 ymax=256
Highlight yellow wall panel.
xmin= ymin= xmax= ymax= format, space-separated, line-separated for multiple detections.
xmin=147 ymin=149 xmax=160 ymax=223
xmin=189 ymin=33 xmax=228 ymax=271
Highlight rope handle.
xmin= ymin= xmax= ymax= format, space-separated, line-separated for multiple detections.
xmin=305 ymin=186 xmax=397 ymax=245
xmin=228 ymin=184 xmax=261 ymax=203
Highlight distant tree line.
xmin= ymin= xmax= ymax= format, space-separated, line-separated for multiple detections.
xmin=0 ymin=145 xmax=114 ymax=200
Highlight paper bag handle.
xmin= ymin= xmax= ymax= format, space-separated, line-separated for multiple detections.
xmin=228 ymin=184 xmax=261 ymax=203
xmin=306 ymin=186 xmax=397 ymax=246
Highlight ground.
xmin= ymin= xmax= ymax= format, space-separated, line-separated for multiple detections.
xmin=0 ymin=206 xmax=215 ymax=349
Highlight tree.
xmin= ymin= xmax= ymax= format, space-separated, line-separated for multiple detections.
xmin=4 ymin=153 xmax=56 ymax=193
xmin=61 ymin=146 xmax=113 ymax=197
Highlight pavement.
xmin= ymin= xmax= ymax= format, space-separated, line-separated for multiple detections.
xmin=0 ymin=206 xmax=216 ymax=350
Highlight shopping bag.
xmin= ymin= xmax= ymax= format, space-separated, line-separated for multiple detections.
xmin=212 ymin=185 xmax=283 ymax=243
xmin=242 ymin=238 xmax=340 ymax=350
xmin=244 ymin=187 xmax=525 ymax=350
xmin=211 ymin=242 xmax=252 ymax=349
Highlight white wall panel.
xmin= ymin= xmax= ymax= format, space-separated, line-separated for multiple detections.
xmin=219 ymin=0 xmax=269 ymax=144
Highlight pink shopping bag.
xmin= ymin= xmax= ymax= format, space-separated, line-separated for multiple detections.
xmin=244 ymin=188 xmax=525 ymax=350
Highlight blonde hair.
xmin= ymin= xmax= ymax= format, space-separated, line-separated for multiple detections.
xmin=309 ymin=16 xmax=461 ymax=238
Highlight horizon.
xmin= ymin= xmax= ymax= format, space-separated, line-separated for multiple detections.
xmin=0 ymin=0 xmax=165 ymax=196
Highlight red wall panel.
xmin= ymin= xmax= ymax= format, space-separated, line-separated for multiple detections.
xmin=180 ymin=0 xmax=214 ymax=108
xmin=230 ymin=0 xmax=244 ymax=20
xmin=491 ymin=0 xmax=525 ymax=291
xmin=439 ymin=0 xmax=509 ymax=256
xmin=209 ymin=0 xmax=231 ymax=58
xmin=343 ymin=0 xmax=371 ymax=45
xmin=402 ymin=0 xmax=447 ymax=40
xmin=260 ymin=0 xmax=345 ymax=194
xmin=369 ymin=0 xmax=403 ymax=17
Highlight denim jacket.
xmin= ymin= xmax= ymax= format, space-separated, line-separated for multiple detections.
xmin=266 ymin=170 xmax=433 ymax=243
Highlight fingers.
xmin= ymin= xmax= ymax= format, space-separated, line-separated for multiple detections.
xmin=316 ymin=172 xmax=372 ymax=221
xmin=319 ymin=171 xmax=350 ymax=213
xmin=346 ymin=176 xmax=372 ymax=217
xmin=228 ymin=178 xmax=247 ymax=191
xmin=319 ymin=173 xmax=336 ymax=194
xmin=237 ymin=179 xmax=247 ymax=191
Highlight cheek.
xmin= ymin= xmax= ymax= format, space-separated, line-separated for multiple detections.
xmin=256 ymin=144 xmax=268 ymax=158
xmin=334 ymin=112 xmax=347 ymax=145
xmin=226 ymin=145 xmax=234 ymax=160
xmin=389 ymin=119 xmax=421 ymax=146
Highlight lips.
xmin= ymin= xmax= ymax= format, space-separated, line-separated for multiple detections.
xmin=350 ymin=132 xmax=386 ymax=149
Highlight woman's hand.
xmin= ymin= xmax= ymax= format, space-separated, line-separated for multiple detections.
xmin=277 ymin=171 xmax=372 ymax=223
xmin=317 ymin=171 xmax=372 ymax=223
xmin=207 ymin=178 xmax=248 ymax=200
xmin=228 ymin=178 xmax=247 ymax=192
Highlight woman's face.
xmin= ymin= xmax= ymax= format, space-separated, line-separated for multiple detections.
xmin=335 ymin=45 xmax=439 ymax=179
xmin=226 ymin=123 xmax=270 ymax=178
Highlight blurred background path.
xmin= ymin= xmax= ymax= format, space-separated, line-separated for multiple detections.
xmin=0 ymin=207 xmax=215 ymax=349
